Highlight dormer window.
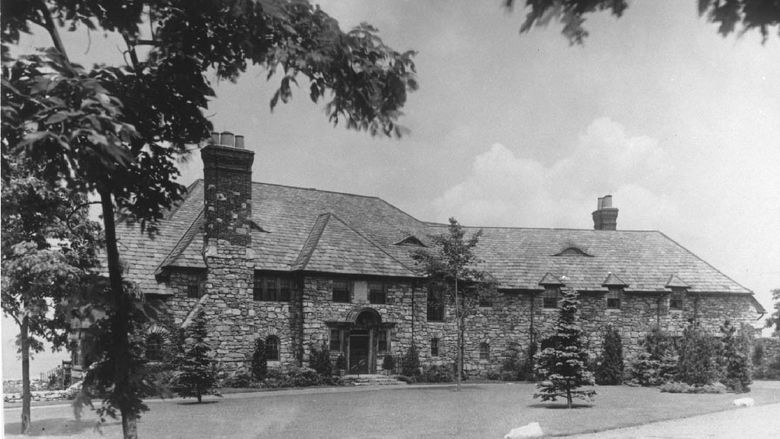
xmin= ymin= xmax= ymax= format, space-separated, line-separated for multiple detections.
xmin=554 ymin=247 xmax=591 ymax=257
xmin=394 ymin=235 xmax=426 ymax=247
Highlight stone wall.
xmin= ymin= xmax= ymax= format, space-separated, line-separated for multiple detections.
xmin=157 ymin=271 xmax=761 ymax=376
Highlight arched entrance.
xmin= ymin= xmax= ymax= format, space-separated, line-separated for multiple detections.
xmin=349 ymin=309 xmax=381 ymax=374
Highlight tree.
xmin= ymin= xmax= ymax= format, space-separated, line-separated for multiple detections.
xmin=1 ymin=154 xmax=102 ymax=435
xmin=411 ymin=218 xmax=496 ymax=391
xmin=401 ymin=343 xmax=421 ymax=377
xmin=504 ymin=0 xmax=779 ymax=44
xmin=595 ymin=326 xmax=624 ymax=385
xmin=174 ymin=310 xmax=218 ymax=403
xmin=676 ymin=323 xmax=719 ymax=386
xmin=719 ymin=320 xmax=751 ymax=393
xmin=766 ymin=288 xmax=780 ymax=335
xmin=3 ymin=2 xmax=416 ymax=437
xmin=534 ymin=286 xmax=596 ymax=408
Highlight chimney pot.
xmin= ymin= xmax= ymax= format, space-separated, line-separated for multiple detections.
xmin=210 ymin=132 xmax=221 ymax=145
xmin=220 ymin=131 xmax=235 ymax=147
xmin=592 ymin=195 xmax=618 ymax=230
xmin=235 ymin=135 xmax=244 ymax=149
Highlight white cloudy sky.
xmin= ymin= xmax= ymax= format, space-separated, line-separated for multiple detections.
xmin=4 ymin=1 xmax=779 ymax=379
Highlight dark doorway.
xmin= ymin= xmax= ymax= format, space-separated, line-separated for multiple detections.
xmin=349 ymin=330 xmax=370 ymax=374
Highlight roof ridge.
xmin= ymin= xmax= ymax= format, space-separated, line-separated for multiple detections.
xmin=165 ymin=179 xmax=203 ymax=221
xmin=292 ymin=213 xmax=332 ymax=271
xmin=657 ymin=231 xmax=753 ymax=294
xmin=326 ymin=213 xmax=418 ymax=275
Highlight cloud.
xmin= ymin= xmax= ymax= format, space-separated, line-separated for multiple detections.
xmin=432 ymin=117 xmax=676 ymax=229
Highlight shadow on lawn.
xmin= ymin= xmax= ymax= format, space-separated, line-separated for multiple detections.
xmin=528 ymin=403 xmax=593 ymax=409
xmin=176 ymin=400 xmax=220 ymax=405
xmin=4 ymin=418 xmax=118 ymax=436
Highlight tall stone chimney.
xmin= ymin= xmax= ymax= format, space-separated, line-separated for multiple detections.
xmin=201 ymin=131 xmax=254 ymax=247
xmin=592 ymin=195 xmax=618 ymax=230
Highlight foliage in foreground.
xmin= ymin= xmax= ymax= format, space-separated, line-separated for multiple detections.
xmin=534 ymin=286 xmax=596 ymax=408
xmin=401 ymin=344 xmax=421 ymax=377
xmin=251 ymin=338 xmax=267 ymax=381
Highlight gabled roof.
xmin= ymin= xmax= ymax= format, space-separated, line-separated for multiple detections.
xmin=602 ymin=272 xmax=628 ymax=288
xmin=117 ymin=179 xmax=755 ymax=299
xmin=538 ymin=273 xmax=564 ymax=286
xmin=665 ymin=274 xmax=690 ymax=289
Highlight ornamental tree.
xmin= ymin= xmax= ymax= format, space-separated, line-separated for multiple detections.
xmin=1 ymin=154 xmax=102 ymax=435
xmin=719 ymin=320 xmax=752 ymax=393
xmin=174 ymin=310 xmax=218 ymax=403
xmin=3 ymin=2 xmax=416 ymax=437
xmin=411 ymin=218 xmax=496 ymax=391
xmin=595 ymin=326 xmax=624 ymax=385
xmin=534 ymin=286 xmax=596 ymax=408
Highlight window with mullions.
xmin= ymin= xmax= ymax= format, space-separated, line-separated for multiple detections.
xmin=182 ymin=271 xmax=205 ymax=299
xmin=330 ymin=329 xmax=341 ymax=351
xmin=543 ymin=287 xmax=560 ymax=309
xmin=606 ymin=288 xmax=622 ymax=309
xmin=332 ymin=280 xmax=351 ymax=303
xmin=431 ymin=338 xmax=440 ymax=357
xmin=427 ymin=287 xmax=445 ymax=321
xmin=368 ymin=281 xmax=386 ymax=304
xmin=670 ymin=290 xmax=684 ymax=310
xmin=479 ymin=342 xmax=490 ymax=360
xmin=378 ymin=330 xmax=388 ymax=353
xmin=253 ymin=275 xmax=293 ymax=302
xmin=265 ymin=335 xmax=280 ymax=361
xmin=478 ymin=292 xmax=492 ymax=308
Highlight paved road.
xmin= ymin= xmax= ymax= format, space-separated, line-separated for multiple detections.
xmin=566 ymin=402 xmax=780 ymax=439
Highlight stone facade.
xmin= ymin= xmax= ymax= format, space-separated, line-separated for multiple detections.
xmin=157 ymin=270 xmax=760 ymax=376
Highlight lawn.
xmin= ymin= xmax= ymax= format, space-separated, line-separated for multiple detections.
xmin=5 ymin=381 xmax=780 ymax=438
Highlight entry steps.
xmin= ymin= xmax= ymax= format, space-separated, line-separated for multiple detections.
xmin=343 ymin=374 xmax=405 ymax=386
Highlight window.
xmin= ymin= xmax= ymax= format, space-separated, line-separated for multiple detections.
xmin=431 ymin=338 xmax=440 ymax=357
xmin=479 ymin=342 xmax=490 ymax=360
xmin=330 ymin=329 xmax=341 ymax=351
xmin=332 ymin=280 xmax=351 ymax=303
xmin=145 ymin=334 xmax=164 ymax=362
xmin=253 ymin=274 xmax=293 ymax=301
xmin=369 ymin=281 xmax=386 ymax=304
xmin=543 ymin=287 xmax=560 ymax=309
xmin=265 ymin=335 xmax=280 ymax=361
xmin=378 ymin=330 xmax=388 ymax=353
xmin=183 ymin=271 xmax=204 ymax=299
xmin=670 ymin=291 xmax=684 ymax=310
xmin=427 ymin=287 xmax=445 ymax=321
xmin=478 ymin=293 xmax=492 ymax=308
xmin=606 ymin=288 xmax=622 ymax=309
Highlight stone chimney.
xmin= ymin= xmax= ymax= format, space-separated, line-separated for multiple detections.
xmin=592 ymin=195 xmax=618 ymax=231
xmin=201 ymin=131 xmax=254 ymax=247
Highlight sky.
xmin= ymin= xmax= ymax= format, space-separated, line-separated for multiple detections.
xmin=3 ymin=0 xmax=779 ymax=380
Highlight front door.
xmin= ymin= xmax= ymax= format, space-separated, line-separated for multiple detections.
xmin=349 ymin=330 xmax=370 ymax=374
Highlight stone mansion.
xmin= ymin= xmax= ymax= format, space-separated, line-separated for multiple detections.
xmin=118 ymin=132 xmax=765 ymax=375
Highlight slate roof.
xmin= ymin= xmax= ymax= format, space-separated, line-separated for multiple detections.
xmin=116 ymin=179 xmax=756 ymax=302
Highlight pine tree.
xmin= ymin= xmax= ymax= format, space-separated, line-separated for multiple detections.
xmin=534 ymin=286 xmax=596 ymax=408
xmin=175 ymin=311 xmax=218 ymax=403
xmin=720 ymin=320 xmax=752 ymax=393
xmin=676 ymin=323 xmax=719 ymax=386
xmin=401 ymin=344 xmax=421 ymax=377
xmin=595 ymin=326 xmax=624 ymax=385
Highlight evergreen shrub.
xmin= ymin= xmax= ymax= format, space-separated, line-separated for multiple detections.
xmin=335 ymin=354 xmax=347 ymax=371
xmin=676 ymin=325 xmax=719 ymax=386
xmin=309 ymin=343 xmax=332 ymax=376
xmin=401 ymin=344 xmax=420 ymax=377
xmin=382 ymin=354 xmax=395 ymax=372
xmin=719 ymin=321 xmax=752 ymax=393
xmin=420 ymin=364 xmax=454 ymax=382
xmin=595 ymin=327 xmax=624 ymax=385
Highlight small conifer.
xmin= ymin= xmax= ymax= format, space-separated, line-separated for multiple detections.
xmin=595 ymin=326 xmax=624 ymax=385
xmin=534 ymin=286 xmax=596 ymax=408
xmin=175 ymin=310 xmax=219 ymax=403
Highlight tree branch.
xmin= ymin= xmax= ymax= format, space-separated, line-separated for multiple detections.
xmin=66 ymin=201 xmax=101 ymax=234
xmin=121 ymin=33 xmax=140 ymax=69
xmin=36 ymin=0 xmax=71 ymax=66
